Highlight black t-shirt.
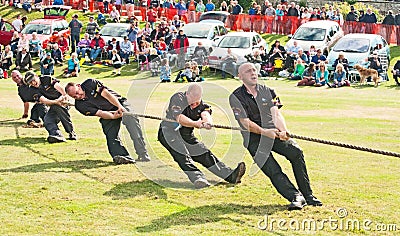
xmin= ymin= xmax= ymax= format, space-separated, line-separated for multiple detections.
xmin=165 ymin=92 xmax=211 ymax=135
xmin=74 ymin=79 xmax=122 ymax=116
xmin=18 ymin=84 xmax=39 ymax=103
xmin=33 ymin=75 xmax=62 ymax=101
xmin=229 ymin=84 xmax=282 ymax=131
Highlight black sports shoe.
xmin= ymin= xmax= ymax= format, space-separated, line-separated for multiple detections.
xmin=288 ymin=194 xmax=307 ymax=211
xmin=193 ymin=178 xmax=211 ymax=189
xmin=228 ymin=162 xmax=246 ymax=184
xmin=137 ymin=154 xmax=151 ymax=162
xmin=68 ymin=131 xmax=77 ymax=140
xmin=305 ymin=195 xmax=323 ymax=206
xmin=47 ymin=135 xmax=66 ymax=143
xmin=113 ymin=155 xmax=136 ymax=164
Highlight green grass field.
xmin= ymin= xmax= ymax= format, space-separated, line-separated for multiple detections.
xmin=0 ymin=5 xmax=399 ymax=236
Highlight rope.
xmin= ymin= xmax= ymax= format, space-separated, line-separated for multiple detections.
xmin=126 ymin=112 xmax=400 ymax=158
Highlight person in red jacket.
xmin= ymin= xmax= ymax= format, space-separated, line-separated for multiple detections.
xmin=147 ymin=6 xmax=158 ymax=29
xmin=57 ymin=34 xmax=69 ymax=54
xmin=89 ymin=32 xmax=106 ymax=62
xmin=173 ymin=29 xmax=189 ymax=68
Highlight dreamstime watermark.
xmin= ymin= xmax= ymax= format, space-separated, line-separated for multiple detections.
xmin=257 ymin=208 xmax=398 ymax=232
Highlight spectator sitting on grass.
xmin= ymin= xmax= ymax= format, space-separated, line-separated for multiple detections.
xmin=64 ymin=52 xmax=80 ymax=78
xmin=111 ymin=49 xmax=122 ymax=76
xmin=310 ymin=49 xmax=327 ymax=65
xmin=29 ymin=32 xmax=43 ymax=58
xmin=297 ymin=62 xmax=316 ymax=86
xmin=15 ymin=46 xmax=33 ymax=71
xmin=1 ymin=45 xmax=13 ymax=71
xmin=52 ymin=44 xmax=63 ymax=65
xmin=18 ymin=34 xmax=29 ymax=52
xmin=315 ymin=62 xmax=329 ymax=87
xmin=159 ymin=58 xmax=171 ymax=83
xmin=174 ymin=62 xmax=193 ymax=82
xmin=40 ymin=52 xmax=55 ymax=75
xmin=328 ymin=63 xmax=349 ymax=88
xmin=290 ymin=58 xmax=305 ymax=80
xmin=110 ymin=6 xmax=120 ymax=23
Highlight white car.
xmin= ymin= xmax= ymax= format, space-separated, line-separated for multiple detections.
xmin=208 ymin=32 xmax=268 ymax=66
xmin=181 ymin=20 xmax=228 ymax=56
xmin=286 ymin=20 xmax=343 ymax=55
xmin=99 ymin=23 xmax=130 ymax=45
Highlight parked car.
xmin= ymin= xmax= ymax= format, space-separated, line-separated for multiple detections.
xmin=99 ymin=23 xmax=130 ymax=45
xmin=21 ymin=6 xmax=71 ymax=49
xmin=199 ymin=11 xmax=230 ymax=24
xmin=181 ymin=20 xmax=227 ymax=56
xmin=286 ymin=20 xmax=343 ymax=56
xmin=0 ymin=20 xmax=18 ymax=46
xmin=208 ymin=32 xmax=268 ymax=66
xmin=326 ymin=33 xmax=391 ymax=71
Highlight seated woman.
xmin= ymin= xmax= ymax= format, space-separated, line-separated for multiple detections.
xmin=10 ymin=31 xmax=20 ymax=55
xmin=40 ymin=52 xmax=55 ymax=75
xmin=109 ymin=6 xmax=120 ymax=23
xmin=77 ymin=33 xmax=92 ymax=59
xmin=120 ymin=36 xmax=132 ymax=64
xmin=64 ymin=52 xmax=80 ymax=77
xmin=290 ymin=58 xmax=305 ymax=80
xmin=111 ymin=49 xmax=122 ymax=76
xmin=57 ymin=34 xmax=69 ymax=54
xmin=329 ymin=63 xmax=349 ymax=88
xmin=51 ymin=44 xmax=63 ymax=65
xmin=47 ymin=32 xmax=61 ymax=49
xmin=315 ymin=62 xmax=329 ymax=87
xmin=17 ymin=34 xmax=30 ymax=52
xmin=136 ymin=40 xmax=150 ymax=70
xmin=29 ymin=32 xmax=43 ymax=57
xmin=1 ymin=45 xmax=13 ymax=71
xmin=268 ymin=40 xmax=286 ymax=62
xmin=297 ymin=62 xmax=316 ymax=86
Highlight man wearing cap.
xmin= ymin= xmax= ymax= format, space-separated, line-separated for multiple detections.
xmin=11 ymin=70 xmax=47 ymax=127
xmin=69 ymin=14 xmax=83 ymax=53
xmin=64 ymin=79 xmax=150 ymax=164
xmin=86 ymin=16 xmax=100 ymax=39
xmin=15 ymin=47 xmax=33 ymax=72
xmin=89 ymin=32 xmax=106 ymax=63
xmin=40 ymin=52 xmax=55 ymax=75
xmin=158 ymin=84 xmax=246 ymax=189
xmin=310 ymin=49 xmax=327 ymax=65
xmin=24 ymin=71 xmax=77 ymax=143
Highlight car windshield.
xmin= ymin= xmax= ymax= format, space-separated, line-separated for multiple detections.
xmin=183 ymin=25 xmax=211 ymax=38
xmin=100 ymin=25 xmax=128 ymax=37
xmin=21 ymin=24 xmax=51 ymax=35
xmin=333 ymin=38 xmax=370 ymax=53
xmin=218 ymin=36 xmax=250 ymax=48
xmin=199 ymin=13 xmax=227 ymax=22
xmin=293 ymin=27 xmax=326 ymax=41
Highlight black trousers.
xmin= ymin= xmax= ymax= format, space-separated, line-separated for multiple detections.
xmin=158 ymin=123 xmax=235 ymax=183
xmin=28 ymin=103 xmax=47 ymax=124
xmin=100 ymin=99 xmax=147 ymax=158
xmin=44 ymin=105 xmax=74 ymax=137
xmin=246 ymin=134 xmax=313 ymax=202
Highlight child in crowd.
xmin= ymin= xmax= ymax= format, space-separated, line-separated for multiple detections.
xmin=290 ymin=58 xmax=305 ymax=80
xmin=111 ymin=49 xmax=122 ymax=76
xmin=174 ymin=62 xmax=193 ymax=82
xmin=159 ymin=58 xmax=171 ymax=83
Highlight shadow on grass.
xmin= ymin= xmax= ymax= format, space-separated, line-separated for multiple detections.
xmin=135 ymin=203 xmax=286 ymax=233
xmin=0 ymin=159 xmax=112 ymax=174
xmin=104 ymin=179 xmax=168 ymax=200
